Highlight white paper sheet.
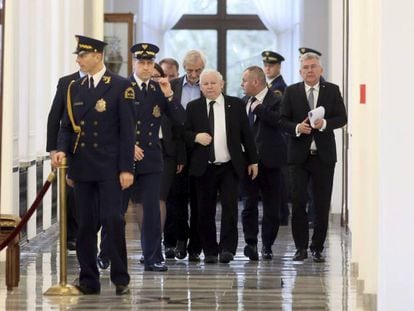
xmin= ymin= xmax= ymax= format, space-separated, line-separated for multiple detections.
xmin=308 ymin=106 xmax=325 ymax=128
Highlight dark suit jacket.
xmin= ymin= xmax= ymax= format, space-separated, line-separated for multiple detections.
xmin=57 ymin=71 xmax=135 ymax=181
xmin=185 ymin=95 xmax=258 ymax=178
xmin=46 ymin=71 xmax=81 ymax=152
xmin=244 ymin=90 xmax=287 ymax=168
xmin=160 ymin=116 xmax=186 ymax=165
xmin=280 ymin=80 xmax=347 ymax=164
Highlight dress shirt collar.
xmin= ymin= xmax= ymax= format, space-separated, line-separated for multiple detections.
xmin=267 ymin=74 xmax=281 ymax=85
xmin=88 ymin=65 xmax=106 ymax=88
xmin=133 ymin=73 xmax=150 ymax=90
xmin=304 ymin=82 xmax=320 ymax=93
xmin=251 ymin=87 xmax=268 ymax=103
xmin=206 ymin=93 xmax=225 ymax=107
xmin=183 ymin=75 xmax=199 ymax=87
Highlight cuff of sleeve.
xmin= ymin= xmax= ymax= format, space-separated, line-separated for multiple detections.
xmin=295 ymin=124 xmax=301 ymax=137
xmin=319 ymin=119 xmax=327 ymax=131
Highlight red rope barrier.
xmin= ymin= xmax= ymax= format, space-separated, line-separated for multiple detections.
xmin=0 ymin=171 xmax=56 ymax=251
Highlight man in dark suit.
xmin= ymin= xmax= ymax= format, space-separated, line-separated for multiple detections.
xmin=280 ymin=52 xmax=347 ymax=262
xmin=240 ymin=66 xmax=287 ymax=261
xmin=262 ymin=50 xmax=287 ymax=96
xmin=47 ymin=69 xmax=84 ymax=251
xmin=53 ymin=35 xmax=135 ymax=295
xmin=185 ymin=69 xmax=258 ymax=264
xmin=123 ymin=43 xmax=186 ymax=272
xmin=168 ymin=50 xmax=206 ymax=261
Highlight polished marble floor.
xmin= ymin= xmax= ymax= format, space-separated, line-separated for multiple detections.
xmin=0 ymin=205 xmax=370 ymax=310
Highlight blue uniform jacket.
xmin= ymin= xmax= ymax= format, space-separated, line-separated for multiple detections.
xmin=129 ymin=76 xmax=186 ymax=175
xmin=58 ymin=70 xmax=136 ymax=181
xmin=269 ymin=75 xmax=287 ymax=95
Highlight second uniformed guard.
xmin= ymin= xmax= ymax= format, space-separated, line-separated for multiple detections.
xmin=53 ymin=35 xmax=135 ymax=295
xmin=124 ymin=42 xmax=185 ymax=272
xmin=261 ymin=50 xmax=287 ymax=96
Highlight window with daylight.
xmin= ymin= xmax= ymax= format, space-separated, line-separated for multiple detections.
xmin=165 ymin=0 xmax=277 ymax=96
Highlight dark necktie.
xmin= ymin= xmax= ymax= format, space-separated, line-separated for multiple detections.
xmin=308 ymin=87 xmax=314 ymax=110
xmin=248 ymin=97 xmax=257 ymax=127
xmin=141 ymin=82 xmax=147 ymax=96
xmin=208 ymin=101 xmax=216 ymax=163
xmin=89 ymin=76 xmax=94 ymax=89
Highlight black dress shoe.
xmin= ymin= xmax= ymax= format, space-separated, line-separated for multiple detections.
xmin=73 ymin=279 xmax=100 ymax=295
xmin=311 ymin=250 xmax=325 ymax=263
xmin=219 ymin=251 xmax=234 ymax=263
xmin=293 ymin=249 xmax=308 ymax=261
xmin=204 ymin=255 xmax=218 ymax=264
xmin=97 ymin=255 xmax=110 ymax=269
xmin=243 ymin=244 xmax=259 ymax=261
xmin=139 ymin=255 xmax=145 ymax=264
xmin=188 ymin=253 xmax=200 ymax=262
xmin=175 ymin=240 xmax=187 ymax=259
xmin=67 ymin=240 xmax=76 ymax=251
xmin=165 ymin=247 xmax=176 ymax=259
xmin=261 ymin=246 xmax=273 ymax=260
xmin=115 ymin=285 xmax=130 ymax=295
xmin=144 ymin=262 xmax=168 ymax=272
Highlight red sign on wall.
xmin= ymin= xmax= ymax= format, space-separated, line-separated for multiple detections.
xmin=360 ymin=84 xmax=366 ymax=104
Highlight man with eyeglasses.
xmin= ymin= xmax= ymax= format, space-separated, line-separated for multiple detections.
xmin=280 ymin=52 xmax=347 ymax=263
xmin=168 ymin=50 xmax=206 ymax=262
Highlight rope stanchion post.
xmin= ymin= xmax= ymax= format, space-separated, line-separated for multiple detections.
xmin=44 ymin=157 xmax=81 ymax=296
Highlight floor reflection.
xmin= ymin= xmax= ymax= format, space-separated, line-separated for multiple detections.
xmin=0 ymin=205 xmax=366 ymax=310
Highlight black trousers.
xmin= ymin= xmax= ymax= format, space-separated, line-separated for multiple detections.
xmin=74 ymin=179 xmax=129 ymax=291
xmin=66 ymin=186 xmax=78 ymax=242
xmin=195 ymin=162 xmax=239 ymax=256
xmin=167 ymin=166 xmax=201 ymax=254
xmin=289 ymin=154 xmax=335 ymax=252
xmin=242 ymin=163 xmax=282 ymax=248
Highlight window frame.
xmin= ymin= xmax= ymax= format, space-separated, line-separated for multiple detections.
xmin=172 ymin=0 xmax=266 ymax=84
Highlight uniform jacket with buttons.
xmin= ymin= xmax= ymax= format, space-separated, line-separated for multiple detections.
xmin=46 ymin=71 xmax=81 ymax=152
xmin=58 ymin=70 xmax=136 ymax=181
xmin=268 ymin=75 xmax=287 ymax=95
xmin=129 ymin=76 xmax=186 ymax=175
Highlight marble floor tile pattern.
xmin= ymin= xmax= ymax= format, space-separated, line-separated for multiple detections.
xmin=0 ymin=205 xmax=369 ymax=310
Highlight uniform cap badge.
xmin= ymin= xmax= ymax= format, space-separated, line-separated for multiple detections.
xmin=95 ymin=98 xmax=107 ymax=112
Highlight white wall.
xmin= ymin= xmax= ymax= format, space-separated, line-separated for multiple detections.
xmin=1 ymin=0 xmax=103 ymax=260
xmin=377 ymin=0 xmax=414 ymax=309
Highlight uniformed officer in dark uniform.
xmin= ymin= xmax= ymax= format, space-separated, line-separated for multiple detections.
xmin=124 ymin=43 xmax=186 ymax=272
xmin=262 ymin=50 xmax=287 ymax=96
xmin=47 ymin=69 xmax=85 ymax=251
xmin=262 ymin=50 xmax=290 ymax=226
xmin=53 ymin=35 xmax=135 ymax=295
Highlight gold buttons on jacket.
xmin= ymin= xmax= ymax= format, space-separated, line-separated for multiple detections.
xmin=93 ymin=143 xmax=98 ymax=148
xmin=80 ymin=142 xmax=85 ymax=147
xmin=136 ymin=130 xmax=141 ymax=135
xmin=148 ymin=132 xmax=152 ymax=136
xmin=148 ymin=142 xmax=152 ymax=146
xmin=80 ymin=121 xmax=85 ymax=125
xmin=93 ymin=132 xmax=98 ymax=137
xmin=93 ymin=121 xmax=98 ymax=126
xmin=81 ymin=132 xmax=85 ymax=136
